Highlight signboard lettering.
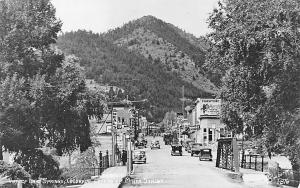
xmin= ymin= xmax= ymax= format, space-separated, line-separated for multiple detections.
xmin=199 ymin=99 xmax=221 ymax=117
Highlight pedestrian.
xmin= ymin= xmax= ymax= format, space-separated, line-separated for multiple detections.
xmin=122 ymin=150 xmax=127 ymax=166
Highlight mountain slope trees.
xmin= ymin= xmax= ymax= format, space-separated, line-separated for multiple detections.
xmin=57 ymin=30 xmax=213 ymax=122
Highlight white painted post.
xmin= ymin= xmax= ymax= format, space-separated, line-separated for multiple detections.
xmin=17 ymin=180 xmax=22 ymax=188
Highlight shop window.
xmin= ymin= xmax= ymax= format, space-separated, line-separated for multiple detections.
xmin=220 ymin=128 xmax=225 ymax=137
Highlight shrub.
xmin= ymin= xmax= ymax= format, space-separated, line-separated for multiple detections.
xmin=0 ymin=161 xmax=30 ymax=180
xmin=60 ymin=147 xmax=98 ymax=180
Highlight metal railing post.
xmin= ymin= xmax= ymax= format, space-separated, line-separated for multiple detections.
xmin=106 ymin=150 xmax=109 ymax=168
xmin=255 ymin=155 xmax=257 ymax=171
xmin=99 ymin=151 xmax=102 ymax=175
xmin=261 ymin=156 xmax=264 ymax=172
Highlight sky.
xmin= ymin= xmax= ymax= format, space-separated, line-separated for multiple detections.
xmin=51 ymin=0 xmax=219 ymax=37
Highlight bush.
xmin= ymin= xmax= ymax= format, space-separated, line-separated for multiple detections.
xmin=0 ymin=161 xmax=30 ymax=180
xmin=60 ymin=147 xmax=98 ymax=180
xmin=14 ymin=149 xmax=61 ymax=180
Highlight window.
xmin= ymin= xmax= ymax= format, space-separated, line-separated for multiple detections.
xmin=220 ymin=128 xmax=225 ymax=138
xmin=204 ymin=128 xmax=207 ymax=132
xmin=209 ymin=128 xmax=213 ymax=141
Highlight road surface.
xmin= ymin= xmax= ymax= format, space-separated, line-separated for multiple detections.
xmin=121 ymin=137 xmax=249 ymax=188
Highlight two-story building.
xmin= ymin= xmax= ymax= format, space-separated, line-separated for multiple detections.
xmin=188 ymin=98 xmax=232 ymax=146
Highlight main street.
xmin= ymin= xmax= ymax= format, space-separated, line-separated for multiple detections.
xmin=121 ymin=137 xmax=247 ymax=188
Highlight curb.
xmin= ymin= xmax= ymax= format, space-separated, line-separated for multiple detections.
xmin=225 ymin=171 xmax=243 ymax=182
xmin=118 ymin=175 xmax=133 ymax=188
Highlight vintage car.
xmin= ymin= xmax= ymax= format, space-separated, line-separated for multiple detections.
xmin=150 ymin=140 xmax=160 ymax=149
xmin=132 ymin=150 xmax=146 ymax=164
xmin=199 ymin=148 xmax=213 ymax=161
xmin=141 ymin=139 xmax=148 ymax=147
xmin=191 ymin=143 xmax=203 ymax=156
xmin=135 ymin=141 xmax=146 ymax=149
xmin=171 ymin=144 xmax=182 ymax=156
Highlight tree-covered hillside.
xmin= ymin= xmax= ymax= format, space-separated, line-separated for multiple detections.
xmin=57 ymin=30 xmax=213 ymax=122
xmin=105 ymin=15 xmax=207 ymax=70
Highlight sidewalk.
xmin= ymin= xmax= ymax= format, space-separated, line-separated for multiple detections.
xmin=214 ymin=166 xmax=274 ymax=188
xmin=80 ymin=166 xmax=127 ymax=188
xmin=240 ymin=168 xmax=274 ymax=188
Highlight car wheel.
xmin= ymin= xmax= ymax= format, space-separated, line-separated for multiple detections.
xmin=191 ymin=153 xmax=193 ymax=156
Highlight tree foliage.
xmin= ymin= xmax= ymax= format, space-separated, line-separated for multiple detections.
xmin=0 ymin=161 xmax=31 ymax=180
xmin=206 ymin=0 xmax=300 ymax=169
xmin=60 ymin=147 xmax=98 ymax=180
xmin=14 ymin=149 xmax=61 ymax=180
xmin=0 ymin=0 xmax=104 ymax=178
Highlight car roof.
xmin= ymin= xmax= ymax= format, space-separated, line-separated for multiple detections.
xmin=134 ymin=150 xmax=145 ymax=153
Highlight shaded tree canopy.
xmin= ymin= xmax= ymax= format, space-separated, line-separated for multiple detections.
xmin=0 ymin=0 xmax=104 ymax=178
xmin=206 ymin=0 xmax=300 ymax=169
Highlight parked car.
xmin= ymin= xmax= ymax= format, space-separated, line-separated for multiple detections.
xmin=171 ymin=143 xmax=182 ymax=156
xmin=132 ymin=150 xmax=146 ymax=164
xmin=191 ymin=143 xmax=203 ymax=156
xmin=135 ymin=141 xmax=146 ymax=149
xmin=151 ymin=140 xmax=160 ymax=149
xmin=199 ymin=148 xmax=213 ymax=161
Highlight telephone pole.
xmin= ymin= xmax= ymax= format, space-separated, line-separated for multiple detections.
xmin=182 ymin=85 xmax=185 ymax=118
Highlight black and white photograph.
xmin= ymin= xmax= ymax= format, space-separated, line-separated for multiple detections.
xmin=0 ymin=0 xmax=299 ymax=188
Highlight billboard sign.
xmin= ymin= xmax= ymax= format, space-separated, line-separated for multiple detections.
xmin=198 ymin=99 xmax=221 ymax=117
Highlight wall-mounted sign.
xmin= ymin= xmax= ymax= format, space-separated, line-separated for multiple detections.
xmin=199 ymin=99 xmax=221 ymax=117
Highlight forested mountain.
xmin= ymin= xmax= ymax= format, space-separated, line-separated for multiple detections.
xmin=57 ymin=30 xmax=214 ymax=122
xmin=56 ymin=16 xmax=219 ymax=122
xmin=104 ymin=15 xmax=218 ymax=93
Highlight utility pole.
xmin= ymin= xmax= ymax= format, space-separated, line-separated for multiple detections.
xmin=182 ymin=85 xmax=185 ymax=118
xmin=111 ymin=103 xmax=115 ymax=166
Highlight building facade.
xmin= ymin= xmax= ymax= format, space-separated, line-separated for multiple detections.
xmin=189 ymin=98 xmax=232 ymax=146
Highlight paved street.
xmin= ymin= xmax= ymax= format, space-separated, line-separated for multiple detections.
xmin=121 ymin=137 xmax=247 ymax=188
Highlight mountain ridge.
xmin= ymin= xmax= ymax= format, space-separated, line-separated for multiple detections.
xmin=104 ymin=15 xmax=218 ymax=94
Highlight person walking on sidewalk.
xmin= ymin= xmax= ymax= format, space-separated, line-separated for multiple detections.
xmin=122 ymin=150 xmax=127 ymax=166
